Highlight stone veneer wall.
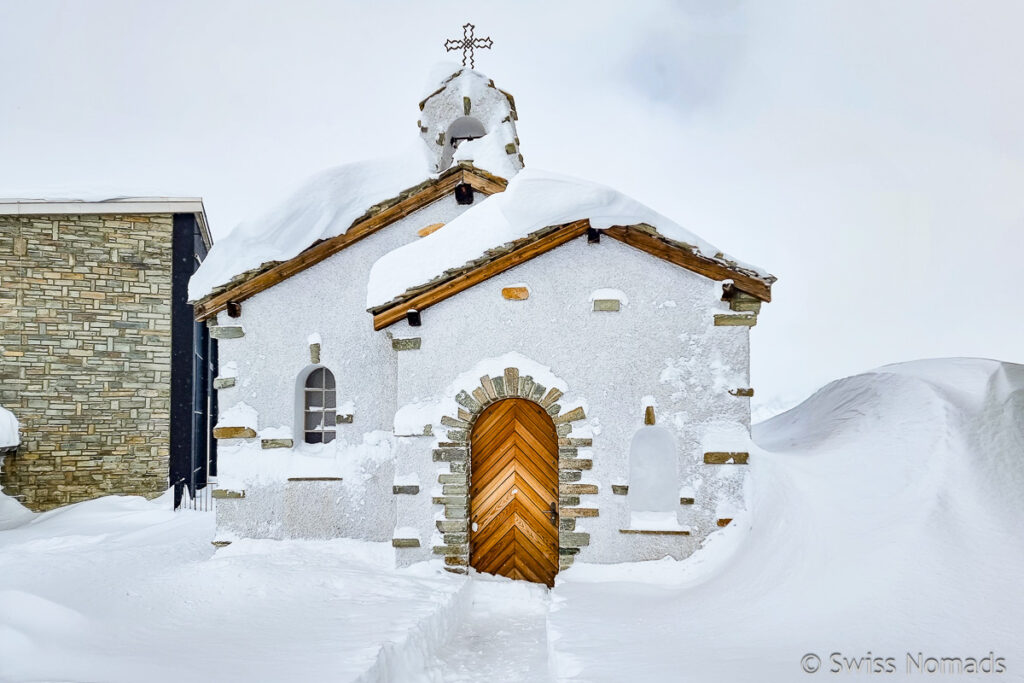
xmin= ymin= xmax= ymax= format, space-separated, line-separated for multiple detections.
xmin=0 ymin=214 xmax=174 ymax=510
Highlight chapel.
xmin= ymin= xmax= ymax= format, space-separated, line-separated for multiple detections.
xmin=192 ymin=63 xmax=775 ymax=586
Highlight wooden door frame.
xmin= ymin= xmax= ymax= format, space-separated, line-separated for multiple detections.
xmin=429 ymin=367 xmax=596 ymax=577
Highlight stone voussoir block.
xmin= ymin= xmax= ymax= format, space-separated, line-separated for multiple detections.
xmin=455 ymin=390 xmax=482 ymax=414
xmin=554 ymin=406 xmax=586 ymax=424
xmin=440 ymin=415 xmax=471 ymax=430
xmin=504 ymin=368 xmax=520 ymax=396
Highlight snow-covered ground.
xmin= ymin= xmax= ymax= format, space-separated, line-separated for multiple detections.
xmin=2 ymin=358 xmax=1021 ymax=682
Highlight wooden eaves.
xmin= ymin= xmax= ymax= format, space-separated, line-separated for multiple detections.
xmin=192 ymin=164 xmax=508 ymax=321
xmin=369 ymin=222 xmax=775 ymax=331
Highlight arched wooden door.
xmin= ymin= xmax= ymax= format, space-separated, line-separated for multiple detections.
xmin=470 ymin=398 xmax=559 ymax=586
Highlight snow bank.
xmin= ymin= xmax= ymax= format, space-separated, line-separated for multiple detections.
xmin=189 ymin=150 xmax=432 ymax=301
xmin=0 ymin=404 xmax=19 ymax=448
xmin=550 ymin=358 xmax=1024 ymax=681
xmin=367 ymin=168 xmax=767 ymax=307
xmin=0 ymin=494 xmax=468 ymax=682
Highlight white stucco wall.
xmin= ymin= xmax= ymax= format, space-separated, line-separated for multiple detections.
xmin=212 ymin=215 xmax=755 ymax=569
xmin=212 ymin=194 xmax=471 ymax=542
xmin=387 ymin=237 xmax=753 ymax=565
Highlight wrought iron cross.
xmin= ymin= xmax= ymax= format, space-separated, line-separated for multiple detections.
xmin=444 ymin=23 xmax=493 ymax=69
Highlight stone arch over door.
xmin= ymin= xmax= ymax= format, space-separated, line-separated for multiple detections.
xmin=431 ymin=367 xmax=595 ymax=581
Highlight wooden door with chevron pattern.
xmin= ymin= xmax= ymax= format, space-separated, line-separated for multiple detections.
xmin=470 ymin=398 xmax=559 ymax=587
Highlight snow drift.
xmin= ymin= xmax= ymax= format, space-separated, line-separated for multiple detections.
xmin=550 ymin=358 xmax=1024 ymax=681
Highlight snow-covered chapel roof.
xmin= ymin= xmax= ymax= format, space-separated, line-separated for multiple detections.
xmin=190 ymin=65 xmax=775 ymax=324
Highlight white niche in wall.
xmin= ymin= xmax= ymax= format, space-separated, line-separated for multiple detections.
xmin=626 ymin=425 xmax=687 ymax=531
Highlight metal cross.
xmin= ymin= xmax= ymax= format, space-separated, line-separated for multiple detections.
xmin=444 ymin=23 xmax=493 ymax=69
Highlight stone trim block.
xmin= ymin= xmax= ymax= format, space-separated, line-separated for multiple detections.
xmin=714 ymin=314 xmax=757 ymax=327
xmin=560 ymin=507 xmax=598 ymax=518
xmin=212 ymin=489 xmax=245 ymax=499
xmin=213 ymin=426 xmax=256 ymax=439
xmin=704 ymin=451 xmax=750 ymax=464
xmin=729 ymin=387 xmax=755 ymax=397
xmin=392 ymin=485 xmax=420 ymax=495
xmin=560 ymin=532 xmax=590 ymax=547
xmin=502 ymin=286 xmax=530 ymax=300
xmin=336 ymin=414 xmax=353 ymax=424
xmin=680 ymin=497 xmax=695 ymax=505
xmin=619 ymin=529 xmax=690 ymax=536
xmin=260 ymin=438 xmax=293 ymax=449
xmin=286 ymin=477 xmax=342 ymax=482
xmin=592 ymin=299 xmax=621 ymax=312
xmin=560 ymin=483 xmax=598 ymax=495
xmin=560 ymin=459 xmax=593 ymax=470
xmin=611 ymin=484 xmax=629 ymax=495
xmin=436 ymin=520 xmax=467 ymax=533
xmin=213 ymin=377 xmax=235 ymax=390
xmin=717 ymin=518 xmax=734 ymax=527
xmin=392 ymin=538 xmax=421 ymax=548
xmin=309 ymin=343 xmax=320 ymax=364
xmin=210 ymin=325 xmax=244 ymax=339
xmin=392 ymin=337 xmax=422 ymax=351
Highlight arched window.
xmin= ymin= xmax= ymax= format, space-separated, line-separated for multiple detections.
xmin=303 ymin=367 xmax=336 ymax=444
xmin=446 ymin=116 xmax=486 ymax=149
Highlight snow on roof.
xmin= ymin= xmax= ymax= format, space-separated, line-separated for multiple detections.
xmin=0 ymin=405 xmax=20 ymax=449
xmin=366 ymin=168 xmax=770 ymax=308
xmin=189 ymin=66 xmax=524 ymax=303
xmin=188 ymin=151 xmax=432 ymax=301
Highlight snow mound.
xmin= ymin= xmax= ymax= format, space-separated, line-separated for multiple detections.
xmin=189 ymin=150 xmax=432 ymax=301
xmin=367 ymin=168 xmax=769 ymax=307
xmin=551 ymin=358 xmax=1024 ymax=681
xmin=0 ymin=405 xmax=19 ymax=449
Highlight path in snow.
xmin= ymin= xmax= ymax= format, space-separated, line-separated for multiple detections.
xmin=425 ymin=577 xmax=552 ymax=682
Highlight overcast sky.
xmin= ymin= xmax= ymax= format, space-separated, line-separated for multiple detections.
xmin=2 ymin=0 xmax=1022 ymax=414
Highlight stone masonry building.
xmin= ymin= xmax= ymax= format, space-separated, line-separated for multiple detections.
xmin=0 ymin=198 xmax=216 ymax=510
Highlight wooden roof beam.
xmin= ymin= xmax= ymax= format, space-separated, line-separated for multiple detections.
xmin=601 ymin=226 xmax=773 ymax=302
